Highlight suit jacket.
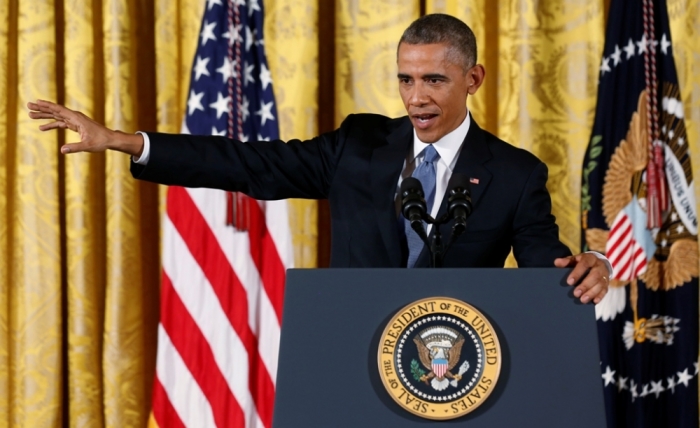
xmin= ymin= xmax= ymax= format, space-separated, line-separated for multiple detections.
xmin=131 ymin=113 xmax=571 ymax=267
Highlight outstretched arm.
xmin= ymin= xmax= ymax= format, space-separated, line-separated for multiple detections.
xmin=27 ymin=99 xmax=144 ymax=157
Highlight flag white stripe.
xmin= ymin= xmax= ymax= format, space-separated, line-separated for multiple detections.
xmin=163 ymin=217 xmax=263 ymax=427
xmin=157 ymin=325 xmax=217 ymax=428
xmin=187 ymin=188 xmax=281 ymax=382
xmin=264 ymin=199 xmax=294 ymax=269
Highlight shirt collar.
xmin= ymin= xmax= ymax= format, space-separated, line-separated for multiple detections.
xmin=411 ymin=111 xmax=471 ymax=169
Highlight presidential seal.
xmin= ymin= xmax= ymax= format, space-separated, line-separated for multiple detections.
xmin=377 ymin=297 xmax=501 ymax=420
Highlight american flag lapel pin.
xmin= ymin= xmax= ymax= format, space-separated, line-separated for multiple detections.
xmin=470 ymin=177 xmax=479 ymax=184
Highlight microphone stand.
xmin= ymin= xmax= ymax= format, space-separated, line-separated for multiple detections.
xmin=426 ymin=213 xmax=450 ymax=268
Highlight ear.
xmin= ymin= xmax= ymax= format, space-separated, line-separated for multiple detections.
xmin=467 ymin=65 xmax=486 ymax=95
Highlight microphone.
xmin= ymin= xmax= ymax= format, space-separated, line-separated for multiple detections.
xmin=401 ymin=177 xmax=428 ymax=229
xmin=447 ymin=173 xmax=473 ymax=236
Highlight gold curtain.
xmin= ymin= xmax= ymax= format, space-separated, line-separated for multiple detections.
xmin=2 ymin=0 xmax=162 ymax=425
xmin=2 ymin=0 xmax=699 ymax=426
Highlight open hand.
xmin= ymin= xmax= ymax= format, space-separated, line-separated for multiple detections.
xmin=27 ymin=100 xmax=143 ymax=156
xmin=554 ymin=253 xmax=609 ymax=304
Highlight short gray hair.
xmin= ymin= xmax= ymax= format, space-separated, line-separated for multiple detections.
xmin=398 ymin=14 xmax=477 ymax=71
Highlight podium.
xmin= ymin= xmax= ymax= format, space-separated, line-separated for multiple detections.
xmin=273 ymin=268 xmax=605 ymax=427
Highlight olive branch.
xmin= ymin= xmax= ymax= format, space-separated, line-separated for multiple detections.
xmin=411 ymin=359 xmax=426 ymax=381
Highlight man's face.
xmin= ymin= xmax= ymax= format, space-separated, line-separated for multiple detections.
xmin=397 ymin=43 xmax=470 ymax=143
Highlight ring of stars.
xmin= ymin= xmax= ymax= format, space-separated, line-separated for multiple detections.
xmin=395 ymin=315 xmax=483 ymax=403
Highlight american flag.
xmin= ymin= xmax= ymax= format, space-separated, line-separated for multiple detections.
xmin=151 ymin=1 xmax=292 ymax=427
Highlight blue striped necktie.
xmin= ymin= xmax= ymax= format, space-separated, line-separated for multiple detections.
xmin=405 ymin=144 xmax=440 ymax=268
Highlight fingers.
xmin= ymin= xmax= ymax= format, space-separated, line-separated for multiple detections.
xmin=573 ymin=268 xmax=609 ymax=304
xmin=38 ymin=121 xmax=69 ymax=131
xmin=61 ymin=142 xmax=90 ymax=154
xmin=555 ymin=253 xmax=610 ymax=304
xmin=568 ymin=254 xmax=609 ymax=304
xmin=553 ymin=255 xmax=575 ymax=268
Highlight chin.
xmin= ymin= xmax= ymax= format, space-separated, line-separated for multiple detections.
xmin=416 ymin=132 xmax=438 ymax=144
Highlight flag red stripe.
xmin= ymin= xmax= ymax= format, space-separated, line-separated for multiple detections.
xmin=160 ymin=272 xmax=245 ymax=427
xmin=607 ymin=220 xmax=632 ymax=257
xmin=152 ymin=377 xmax=186 ymax=428
xmin=247 ymin=200 xmax=285 ymax=322
xmin=615 ymin=251 xmax=633 ymax=280
xmin=167 ymin=187 xmax=275 ymax=428
xmin=632 ymin=246 xmax=647 ymax=276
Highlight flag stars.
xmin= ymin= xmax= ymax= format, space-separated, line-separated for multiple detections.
xmin=241 ymin=96 xmax=250 ymax=122
xmin=602 ymin=366 xmax=616 ymax=386
xmin=206 ymin=0 xmax=222 ymax=10
xmin=187 ymin=90 xmax=205 ymax=115
xmin=639 ymin=384 xmax=650 ymax=397
xmin=259 ymin=63 xmax=273 ymax=90
xmin=649 ymin=38 xmax=659 ymax=54
xmin=617 ymin=376 xmax=628 ymax=392
xmin=630 ymin=380 xmax=639 ymax=401
xmin=637 ymin=34 xmax=649 ymax=55
xmin=677 ymin=369 xmax=692 ymax=387
xmin=209 ymin=92 xmax=232 ymax=119
xmin=194 ymin=56 xmax=211 ymax=81
xmin=624 ymin=38 xmax=636 ymax=59
xmin=660 ymin=33 xmax=671 ymax=55
xmin=610 ymin=45 xmax=622 ymax=66
xmin=667 ymin=376 xmax=677 ymax=393
xmin=249 ymin=0 xmax=261 ymax=16
xmin=255 ymin=100 xmax=276 ymax=126
xmin=244 ymin=62 xmax=256 ymax=86
xmin=246 ymin=26 xmax=255 ymax=51
xmin=600 ymin=57 xmax=611 ymax=75
xmin=211 ymin=126 xmax=226 ymax=136
xmin=671 ymin=212 xmax=679 ymax=221
xmin=678 ymin=137 xmax=685 ymax=146
xmin=676 ymin=224 xmax=684 ymax=234
xmin=216 ymin=57 xmax=236 ymax=83
xmin=668 ymin=129 xmax=675 ymax=139
xmin=200 ymin=20 xmax=217 ymax=46
xmin=257 ymin=134 xmax=270 ymax=141
xmin=223 ymin=23 xmax=243 ymax=46
xmin=650 ymin=380 xmax=665 ymax=398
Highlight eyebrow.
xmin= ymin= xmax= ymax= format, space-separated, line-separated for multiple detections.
xmin=396 ymin=73 xmax=448 ymax=80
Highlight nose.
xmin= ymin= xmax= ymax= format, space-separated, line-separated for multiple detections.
xmin=408 ymin=82 xmax=429 ymax=107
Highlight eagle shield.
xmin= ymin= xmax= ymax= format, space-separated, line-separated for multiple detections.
xmin=414 ymin=326 xmax=467 ymax=391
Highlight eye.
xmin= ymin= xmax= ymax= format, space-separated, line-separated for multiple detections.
xmin=399 ymin=77 xmax=412 ymax=85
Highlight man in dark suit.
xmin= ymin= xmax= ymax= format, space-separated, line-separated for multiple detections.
xmin=28 ymin=14 xmax=610 ymax=304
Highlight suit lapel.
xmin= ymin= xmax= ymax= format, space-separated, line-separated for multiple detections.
xmin=370 ymin=117 xmax=413 ymax=266
xmin=415 ymin=120 xmax=494 ymax=267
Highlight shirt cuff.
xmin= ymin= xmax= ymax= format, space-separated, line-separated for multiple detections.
xmin=133 ymin=131 xmax=151 ymax=165
xmin=586 ymin=251 xmax=613 ymax=277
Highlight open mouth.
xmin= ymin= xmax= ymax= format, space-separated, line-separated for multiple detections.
xmin=412 ymin=114 xmax=438 ymax=129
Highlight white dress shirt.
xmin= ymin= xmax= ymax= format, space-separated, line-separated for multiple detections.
xmin=397 ymin=111 xmax=471 ymax=235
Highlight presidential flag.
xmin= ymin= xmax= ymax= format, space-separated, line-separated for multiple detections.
xmin=151 ymin=1 xmax=292 ymax=427
xmin=581 ymin=0 xmax=698 ymax=426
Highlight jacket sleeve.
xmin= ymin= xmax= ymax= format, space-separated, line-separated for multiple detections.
xmin=510 ymin=161 xmax=572 ymax=266
xmin=130 ymin=116 xmax=355 ymax=200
